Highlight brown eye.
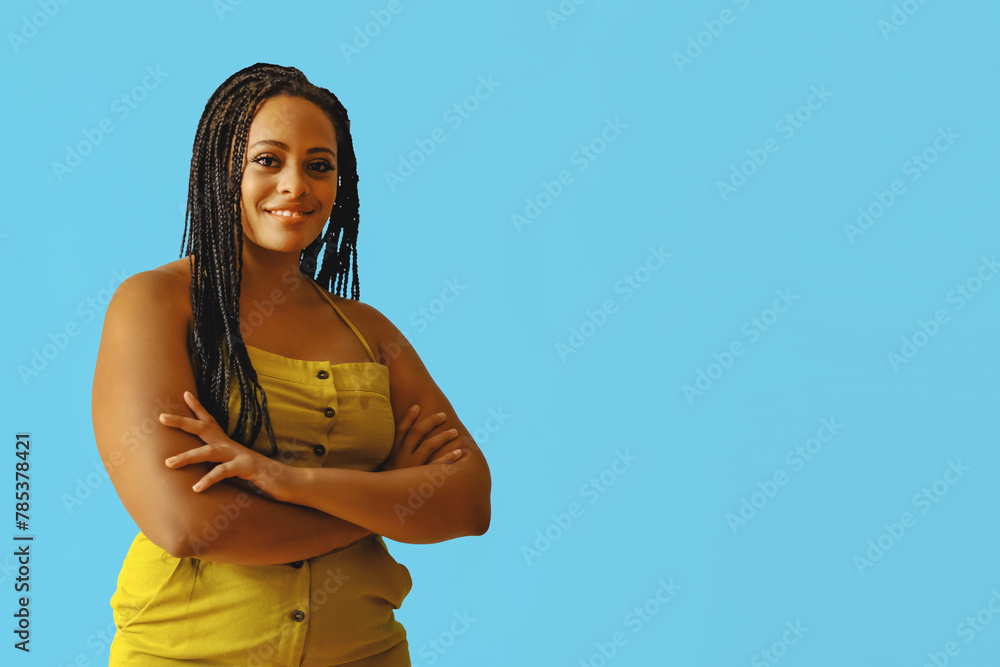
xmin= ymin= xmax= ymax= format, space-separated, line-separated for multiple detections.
xmin=251 ymin=155 xmax=278 ymax=167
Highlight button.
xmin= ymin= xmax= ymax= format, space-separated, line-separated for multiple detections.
xmin=313 ymin=445 xmax=326 ymax=456
xmin=288 ymin=560 xmax=303 ymax=569
xmin=291 ymin=609 xmax=305 ymax=622
xmin=323 ymin=407 xmax=335 ymax=418
xmin=316 ymin=370 xmax=329 ymax=379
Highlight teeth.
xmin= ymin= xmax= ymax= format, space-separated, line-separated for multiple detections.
xmin=269 ymin=209 xmax=309 ymax=217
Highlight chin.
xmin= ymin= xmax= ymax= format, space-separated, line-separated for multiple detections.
xmin=243 ymin=231 xmax=311 ymax=254
xmin=266 ymin=239 xmax=311 ymax=254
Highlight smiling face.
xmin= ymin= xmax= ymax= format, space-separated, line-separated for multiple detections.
xmin=239 ymin=95 xmax=338 ymax=255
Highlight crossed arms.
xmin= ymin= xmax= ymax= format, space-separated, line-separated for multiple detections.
xmin=91 ymin=270 xmax=491 ymax=566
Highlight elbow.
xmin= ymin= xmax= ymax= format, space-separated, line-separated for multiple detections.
xmin=140 ymin=524 xmax=194 ymax=559
xmin=464 ymin=464 xmax=491 ymax=536
xmin=163 ymin=535 xmax=193 ymax=559
xmin=140 ymin=515 xmax=202 ymax=560
xmin=165 ymin=526 xmax=206 ymax=559
xmin=466 ymin=498 xmax=491 ymax=537
xmin=469 ymin=512 xmax=490 ymax=536
xmin=164 ymin=518 xmax=225 ymax=560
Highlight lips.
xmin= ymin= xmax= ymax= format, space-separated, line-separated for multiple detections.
xmin=264 ymin=207 xmax=314 ymax=225
xmin=266 ymin=208 xmax=313 ymax=217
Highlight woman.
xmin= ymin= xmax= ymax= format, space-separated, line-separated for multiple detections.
xmin=91 ymin=63 xmax=491 ymax=666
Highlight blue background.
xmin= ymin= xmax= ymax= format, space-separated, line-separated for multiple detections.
xmin=3 ymin=1 xmax=999 ymax=665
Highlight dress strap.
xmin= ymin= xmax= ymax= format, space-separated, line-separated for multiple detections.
xmin=306 ymin=277 xmax=377 ymax=363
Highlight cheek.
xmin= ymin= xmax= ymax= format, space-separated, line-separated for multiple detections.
xmin=241 ymin=175 xmax=264 ymax=204
xmin=320 ymin=180 xmax=337 ymax=211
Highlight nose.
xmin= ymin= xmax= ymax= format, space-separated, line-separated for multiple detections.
xmin=277 ymin=164 xmax=310 ymax=197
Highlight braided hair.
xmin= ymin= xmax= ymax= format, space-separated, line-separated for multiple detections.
xmin=179 ymin=63 xmax=361 ymax=457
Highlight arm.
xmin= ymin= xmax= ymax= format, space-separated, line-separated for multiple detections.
xmin=92 ymin=270 xmax=369 ymax=565
xmin=284 ymin=307 xmax=492 ymax=544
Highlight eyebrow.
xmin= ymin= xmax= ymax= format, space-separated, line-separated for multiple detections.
xmin=247 ymin=139 xmax=336 ymax=157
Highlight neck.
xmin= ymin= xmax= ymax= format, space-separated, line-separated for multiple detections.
xmin=238 ymin=238 xmax=311 ymax=304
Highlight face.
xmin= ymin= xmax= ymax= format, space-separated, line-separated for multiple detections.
xmin=238 ymin=95 xmax=338 ymax=255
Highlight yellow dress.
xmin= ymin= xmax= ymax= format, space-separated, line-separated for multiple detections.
xmin=108 ymin=278 xmax=412 ymax=666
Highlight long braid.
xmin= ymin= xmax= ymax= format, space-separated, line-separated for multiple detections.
xmin=181 ymin=63 xmax=362 ymax=467
xmin=311 ymin=92 xmax=361 ymax=300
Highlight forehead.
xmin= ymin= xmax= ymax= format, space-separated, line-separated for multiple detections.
xmin=247 ymin=95 xmax=337 ymax=147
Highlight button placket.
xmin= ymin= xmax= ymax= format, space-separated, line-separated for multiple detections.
xmin=287 ymin=569 xmax=311 ymax=657
xmin=316 ymin=364 xmax=337 ymax=461
xmin=316 ymin=365 xmax=335 ymax=418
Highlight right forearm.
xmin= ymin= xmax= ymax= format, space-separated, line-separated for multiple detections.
xmin=169 ymin=480 xmax=370 ymax=565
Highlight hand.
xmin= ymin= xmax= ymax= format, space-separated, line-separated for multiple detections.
xmin=378 ymin=404 xmax=464 ymax=472
xmin=160 ymin=390 xmax=298 ymax=501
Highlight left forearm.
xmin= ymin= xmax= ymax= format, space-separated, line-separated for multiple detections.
xmin=286 ymin=453 xmax=491 ymax=544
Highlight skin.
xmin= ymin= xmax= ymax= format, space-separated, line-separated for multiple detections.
xmin=91 ymin=95 xmax=491 ymax=564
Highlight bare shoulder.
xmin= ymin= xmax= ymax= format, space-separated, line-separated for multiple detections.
xmin=318 ymin=288 xmax=407 ymax=362
xmin=140 ymin=256 xmax=193 ymax=295
xmin=331 ymin=294 xmax=391 ymax=328
xmin=96 ymin=258 xmax=195 ymax=401
xmin=310 ymin=283 xmax=395 ymax=331
xmin=109 ymin=257 xmax=192 ymax=328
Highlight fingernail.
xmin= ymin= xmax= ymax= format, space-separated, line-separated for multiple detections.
xmin=448 ymin=429 xmax=458 ymax=435
xmin=409 ymin=405 xmax=419 ymax=412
